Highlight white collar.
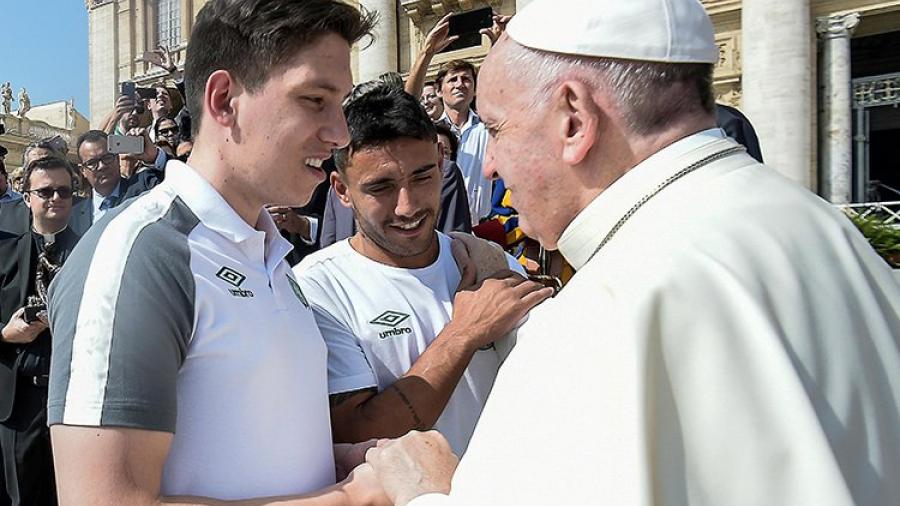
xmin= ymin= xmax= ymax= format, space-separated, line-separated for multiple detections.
xmin=557 ymin=128 xmax=736 ymax=270
xmin=163 ymin=160 xmax=293 ymax=266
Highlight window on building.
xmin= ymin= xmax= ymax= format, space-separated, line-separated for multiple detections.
xmin=157 ymin=0 xmax=181 ymax=49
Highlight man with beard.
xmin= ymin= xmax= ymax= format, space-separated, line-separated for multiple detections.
xmin=294 ymin=86 xmax=551 ymax=456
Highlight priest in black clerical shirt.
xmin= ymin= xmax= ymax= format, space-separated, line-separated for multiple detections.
xmin=0 ymin=157 xmax=81 ymax=505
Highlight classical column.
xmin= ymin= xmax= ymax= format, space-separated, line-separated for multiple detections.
xmin=516 ymin=0 xmax=535 ymax=10
xmin=357 ymin=0 xmax=398 ymax=82
xmin=742 ymin=1 xmax=814 ymax=188
xmin=816 ymin=13 xmax=859 ymax=204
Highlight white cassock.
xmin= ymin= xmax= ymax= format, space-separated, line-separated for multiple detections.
xmin=410 ymin=130 xmax=900 ymax=506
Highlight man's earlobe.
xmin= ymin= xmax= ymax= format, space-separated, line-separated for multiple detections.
xmin=557 ymin=81 xmax=599 ymax=165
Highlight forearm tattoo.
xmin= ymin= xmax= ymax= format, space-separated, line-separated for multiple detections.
xmin=390 ymin=384 xmax=424 ymax=430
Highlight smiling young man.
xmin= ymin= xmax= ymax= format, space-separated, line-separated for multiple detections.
xmin=46 ymin=1 xmax=387 ymax=505
xmin=294 ymin=86 xmax=551 ymax=456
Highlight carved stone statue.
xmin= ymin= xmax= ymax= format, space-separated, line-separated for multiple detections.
xmin=0 ymin=83 xmax=12 ymax=115
xmin=17 ymin=88 xmax=31 ymax=117
xmin=67 ymin=100 xmax=77 ymax=129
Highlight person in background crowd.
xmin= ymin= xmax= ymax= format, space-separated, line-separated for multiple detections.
xmin=716 ymin=103 xmax=764 ymax=163
xmin=155 ymin=116 xmax=181 ymax=152
xmin=0 ymin=157 xmax=81 ymax=506
xmin=419 ymin=81 xmax=443 ymax=122
xmin=295 ymin=86 xmax=546 ymax=457
xmin=364 ymin=1 xmax=900 ymax=505
xmin=405 ymin=13 xmax=510 ymax=226
xmin=1 ymin=137 xmax=71 ymax=236
xmin=70 ymin=129 xmax=166 ymax=235
xmin=0 ymin=161 xmax=21 ymax=204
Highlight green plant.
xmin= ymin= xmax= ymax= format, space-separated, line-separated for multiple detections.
xmin=848 ymin=213 xmax=900 ymax=268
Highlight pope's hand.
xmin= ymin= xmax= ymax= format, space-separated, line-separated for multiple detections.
xmin=365 ymin=431 xmax=458 ymax=506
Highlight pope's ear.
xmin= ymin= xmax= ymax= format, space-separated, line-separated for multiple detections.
xmin=554 ymin=81 xmax=599 ymax=165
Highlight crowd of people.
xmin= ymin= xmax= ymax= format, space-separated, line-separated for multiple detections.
xmin=0 ymin=0 xmax=898 ymax=505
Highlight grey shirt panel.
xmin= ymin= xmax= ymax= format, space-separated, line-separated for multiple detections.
xmin=48 ymin=196 xmax=199 ymax=432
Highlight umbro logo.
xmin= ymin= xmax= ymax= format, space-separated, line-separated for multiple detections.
xmin=370 ymin=310 xmax=410 ymax=327
xmin=216 ymin=266 xmax=254 ymax=298
xmin=371 ymin=310 xmax=413 ymax=340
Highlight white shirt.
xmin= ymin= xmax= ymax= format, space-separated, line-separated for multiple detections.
xmin=91 ymin=184 xmax=121 ymax=223
xmin=49 ymin=161 xmax=334 ymax=500
xmin=441 ymin=110 xmax=491 ymax=225
xmin=410 ymin=132 xmax=900 ymax=505
xmin=294 ymin=233 xmax=522 ymax=455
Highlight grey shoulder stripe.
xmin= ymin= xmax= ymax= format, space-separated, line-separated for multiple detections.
xmin=62 ymin=186 xmax=181 ymax=426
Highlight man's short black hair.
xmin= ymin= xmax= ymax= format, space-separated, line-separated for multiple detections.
xmin=333 ymin=86 xmax=438 ymax=173
xmin=22 ymin=156 xmax=77 ymax=192
xmin=184 ymin=0 xmax=376 ymax=137
xmin=76 ymin=130 xmax=109 ymax=160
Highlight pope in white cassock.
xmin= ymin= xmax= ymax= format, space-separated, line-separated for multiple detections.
xmin=364 ymin=0 xmax=900 ymax=505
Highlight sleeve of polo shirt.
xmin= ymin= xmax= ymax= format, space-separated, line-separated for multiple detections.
xmin=47 ymin=200 xmax=195 ymax=432
xmin=309 ymin=305 xmax=379 ymax=395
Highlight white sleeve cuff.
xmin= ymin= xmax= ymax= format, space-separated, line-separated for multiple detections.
xmin=408 ymin=493 xmax=453 ymax=506
xmin=302 ymin=216 xmax=319 ymax=245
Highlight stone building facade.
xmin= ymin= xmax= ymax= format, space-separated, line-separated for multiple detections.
xmin=0 ymin=100 xmax=90 ymax=176
xmin=85 ymin=0 xmax=900 ymax=204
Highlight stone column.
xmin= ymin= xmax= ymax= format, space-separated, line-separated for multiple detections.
xmin=742 ymin=1 xmax=814 ymax=188
xmin=816 ymin=13 xmax=859 ymax=204
xmin=357 ymin=0 xmax=398 ymax=82
xmin=516 ymin=0 xmax=535 ymax=11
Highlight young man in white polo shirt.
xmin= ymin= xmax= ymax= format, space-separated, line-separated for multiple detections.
xmin=46 ymin=1 xmax=389 ymax=504
xmin=294 ymin=87 xmax=553 ymax=456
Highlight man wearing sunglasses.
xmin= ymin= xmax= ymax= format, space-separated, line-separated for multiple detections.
xmin=70 ymin=129 xmax=167 ymax=235
xmin=0 ymin=157 xmax=81 ymax=505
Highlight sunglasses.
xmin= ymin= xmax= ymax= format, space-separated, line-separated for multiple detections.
xmin=158 ymin=127 xmax=179 ymax=136
xmin=27 ymin=186 xmax=73 ymax=200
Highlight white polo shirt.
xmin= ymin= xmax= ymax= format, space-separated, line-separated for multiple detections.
xmin=294 ymin=233 xmax=522 ymax=455
xmin=48 ymin=160 xmax=334 ymax=500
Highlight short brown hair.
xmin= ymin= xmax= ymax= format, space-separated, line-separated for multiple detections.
xmin=184 ymin=0 xmax=377 ymax=136
xmin=436 ymin=59 xmax=477 ymax=89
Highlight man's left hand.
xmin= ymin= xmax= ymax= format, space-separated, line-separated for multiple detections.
xmin=334 ymin=440 xmax=379 ymax=482
xmin=365 ymin=431 xmax=458 ymax=506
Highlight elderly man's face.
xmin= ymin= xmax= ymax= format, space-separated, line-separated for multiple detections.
xmin=420 ymin=84 xmax=443 ymax=121
xmin=478 ymin=37 xmax=583 ymax=249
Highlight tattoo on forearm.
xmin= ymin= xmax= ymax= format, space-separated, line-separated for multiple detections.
xmin=329 ymin=388 xmax=376 ymax=407
xmin=390 ymin=384 xmax=424 ymax=430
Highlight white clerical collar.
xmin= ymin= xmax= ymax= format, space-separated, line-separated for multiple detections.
xmin=557 ymin=128 xmax=732 ymax=270
xmin=33 ymin=225 xmax=68 ymax=246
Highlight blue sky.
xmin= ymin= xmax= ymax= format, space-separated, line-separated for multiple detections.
xmin=0 ymin=1 xmax=90 ymax=118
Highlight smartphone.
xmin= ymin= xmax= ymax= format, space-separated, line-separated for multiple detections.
xmin=136 ymin=87 xmax=157 ymax=100
xmin=121 ymin=81 xmax=136 ymax=101
xmin=23 ymin=305 xmax=45 ymax=324
xmin=441 ymin=7 xmax=493 ymax=53
xmin=108 ymin=134 xmax=144 ymax=155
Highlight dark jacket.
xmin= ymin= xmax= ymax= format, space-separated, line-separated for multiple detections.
xmin=0 ymin=227 xmax=80 ymax=421
xmin=69 ymin=169 xmax=163 ymax=236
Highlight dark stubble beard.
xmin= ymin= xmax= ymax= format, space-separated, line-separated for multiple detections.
xmin=353 ymin=207 xmax=438 ymax=260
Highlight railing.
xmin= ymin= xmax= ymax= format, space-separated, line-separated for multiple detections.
xmin=835 ymin=201 xmax=900 ymax=224
xmin=853 ymin=72 xmax=900 ymax=108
